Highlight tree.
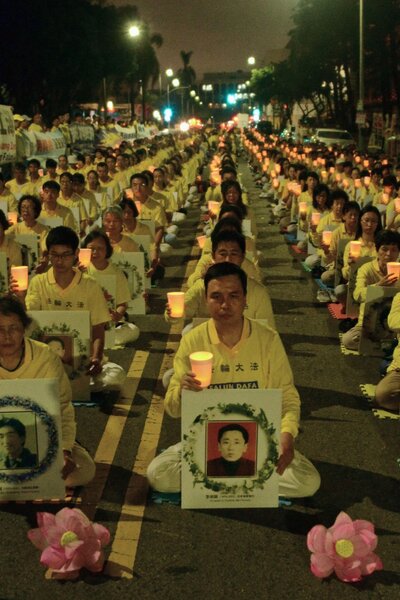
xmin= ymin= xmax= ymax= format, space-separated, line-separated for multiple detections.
xmin=177 ymin=51 xmax=196 ymax=116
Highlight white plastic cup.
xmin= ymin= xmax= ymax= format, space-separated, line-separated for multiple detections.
xmin=167 ymin=292 xmax=185 ymax=318
xmin=387 ymin=262 xmax=400 ymax=280
xmin=189 ymin=351 xmax=213 ymax=388
xmin=322 ymin=230 xmax=333 ymax=246
xmin=349 ymin=240 xmax=362 ymax=259
xmin=11 ymin=266 xmax=28 ymax=291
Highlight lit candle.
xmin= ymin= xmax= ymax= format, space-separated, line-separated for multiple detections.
xmin=8 ymin=212 xmax=18 ymax=225
xmin=167 ymin=292 xmax=185 ymax=318
xmin=381 ymin=193 xmax=389 ymax=205
xmin=355 ymin=155 xmax=361 ymax=163
xmin=350 ymin=240 xmax=362 ymax=259
xmin=299 ymin=202 xmax=308 ymax=216
xmin=364 ymin=176 xmax=371 ymax=187
xmin=311 ymin=212 xmax=321 ymax=226
xmin=11 ymin=266 xmax=28 ymax=291
xmin=363 ymin=159 xmax=369 ymax=168
xmin=189 ymin=351 xmax=213 ymax=388
xmin=270 ymin=170 xmax=276 ymax=178
xmin=335 ymin=174 xmax=342 ymax=183
xmin=321 ymin=170 xmax=328 ymax=181
xmin=272 ymin=178 xmax=280 ymax=189
xmin=329 ymin=167 xmax=335 ymax=174
xmin=322 ymin=230 xmax=333 ymax=246
xmin=208 ymin=201 xmax=219 ymax=216
xmin=275 ymin=164 xmax=281 ymax=174
xmin=79 ymin=248 xmax=92 ymax=267
xmin=387 ymin=262 xmax=400 ymax=280
xmin=196 ymin=235 xmax=206 ymax=249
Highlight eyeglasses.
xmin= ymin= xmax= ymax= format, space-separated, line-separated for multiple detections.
xmin=49 ymin=252 xmax=75 ymax=261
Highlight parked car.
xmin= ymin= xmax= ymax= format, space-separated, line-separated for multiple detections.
xmin=310 ymin=128 xmax=356 ymax=148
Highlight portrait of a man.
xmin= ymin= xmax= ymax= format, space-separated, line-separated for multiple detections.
xmin=0 ymin=416 xmax=38 ymax=470
xmin=207 ymin=423 xmax=256 ymax=477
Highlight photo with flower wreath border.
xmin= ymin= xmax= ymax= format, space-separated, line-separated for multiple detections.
xmin=181 ymin=388 xmax=282 ymax=510
xmin=0 ymin=379 xmax=65 ymax=501
xmin=111 ymin=251 xmax=145 ymax=314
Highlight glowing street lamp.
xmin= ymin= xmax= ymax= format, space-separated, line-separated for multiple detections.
xmin=128 ymin=25 xmax=140 ymax=38
xmin=172 ymin=78 xmax=180 ymax=88
xmin=165 ymin=68 xmax=174 ymax=78
xmin=247 ymin=56 xmax=256 ymax=66
xmin=190 ymin=90 xmax=196 ymax=98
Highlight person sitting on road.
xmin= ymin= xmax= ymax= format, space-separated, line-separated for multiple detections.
xmin=147 ymin=262 xmax=320 ymax=498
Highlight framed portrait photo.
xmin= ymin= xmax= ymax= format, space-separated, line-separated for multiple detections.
xmin=181 ymin=388 xmax=282 ymax=509
xmin=28 ymin=311 xmax=91 ymax=403
xmin=0 ymin=379 xmax=65 ymax=501
xmin=111 ymin=251 xmax=145 ymax=314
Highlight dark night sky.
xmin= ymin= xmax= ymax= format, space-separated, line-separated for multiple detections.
xmin=113 ymin=0 xmax=298 ymax=79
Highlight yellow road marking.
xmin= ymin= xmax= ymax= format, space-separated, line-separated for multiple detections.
xmin=104 ymin=240 xmax=199 ymax=578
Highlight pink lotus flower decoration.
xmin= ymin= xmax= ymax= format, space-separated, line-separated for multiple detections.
xmin=307 ymin=511 xmax=383 ymax=582
xmin=28 ymin=507 xmax=110 ymax=579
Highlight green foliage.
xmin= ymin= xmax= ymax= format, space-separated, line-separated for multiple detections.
xmin=250 ymin=0 xmax=400 ymax=125
xmin=0 ymin=0 xmax=162 ymax=116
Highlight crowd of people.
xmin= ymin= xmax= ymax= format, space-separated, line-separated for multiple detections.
xmin=0 ymin=120 xmax=399 ymax=504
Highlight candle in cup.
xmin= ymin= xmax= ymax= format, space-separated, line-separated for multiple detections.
xmin=350 ymin=240 xmax=362 ymax=259
xmin=381 ymin=192 xmax=389 ymax=205
xmin=11 ymin=266 xmax=28 ymax=291
xmin=322 ymin=230 xmax=332 ymax=246
xmin=299 ymin=202 xmax=308 ymax=216
xmin=79 ymin=248 xmax=92 ymax=267
xmin=196 ymin=235 xmax=206 ymax=249
xmin=8 ymin=212 xmax=18 ymax=225
xmin=311 ymin=212 xmax=321 ymax=226
xmin=208 ymin=201 xmax=219 ymax=216
xmin=387 ymin=262 xmax=400 ymax=280
xmin=167 ymin=292 xmax=185 ymax=318
xmin=189 ymin=351 xmax=213 ymax=388
xmin=272 ymin=178 xmax=280 ymax=189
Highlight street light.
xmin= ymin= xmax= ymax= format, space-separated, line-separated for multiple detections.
xmin=172 ymin=78 xmax=180 ymax=88
xmin=165 ymin=68 xmax=174 ymax=113
xmin=247 ymin=56 xmax=255 ymax=66
xmin=165 ymin=68 xmax=174 ymax=78
xmin=190 ymin=90 xmax=196 ymax=98
xmin=128 ymin=25 xmax=140 ymax=38
xmin=128 ymin=24 xmax=141 ymax=120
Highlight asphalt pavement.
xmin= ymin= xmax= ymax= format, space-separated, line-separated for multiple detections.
xmin=0 ymin=159 xmax=399 ymax=600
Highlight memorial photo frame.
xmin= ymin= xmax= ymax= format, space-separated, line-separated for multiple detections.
xmin=0 ymin=379 xmax=64 ymax=501
xmin=111 ymin=251 xmax=145 ymax=314
xmin=28 ymin=311 xmax=91 ymax=402
xmin=181 ymin=388 xmax=281 ymax=509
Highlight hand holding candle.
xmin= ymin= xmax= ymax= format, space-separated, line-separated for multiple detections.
xmin=78 ymin=248 xmax=92 ymax=268
xmin=322 ymin=230 xmax=332 ymax=246
xmin=11 ymin=266 xmax=28 ymax=291
xmin=196 ymin=235 xmax=206 ymax=249
xmin=167 ymin=292 xmax=185 ymax=318
xmin=386 ymin=262 xmax=400 ymax=280
xmin=349 ymin=240 xmax=362 ymax=259
xmin=8 ymin=212 xmax=18 ymax=226
xmin=189 ymin=351 xmax=213 ymax=388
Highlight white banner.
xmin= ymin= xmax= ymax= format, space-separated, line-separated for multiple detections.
xmin=26 ymin=130 xmax=67 ymax=161
xmin=0 ymin=105 xmax=17 ymax=164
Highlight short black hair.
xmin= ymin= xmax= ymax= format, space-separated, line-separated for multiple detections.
xmin=0 ymin=209 xmax=10 ymax=231
xmin=0 ymin=296 xmax=32 ymax=329
xmin=45 ymin=158 xmax=57 ymax=169
xmin=28 ymin=158 xmax=41 ymax=168
xmin=375 ymin=229 xmax=400 ymax=251
xmin=42 ymin=180 xmax=60 ymax=192
xmin=83 ymin=229 xmax=113 ymax=259
xmin=204 ymin=262 xmax=247 ymax=296
xmin=330 ymin=189 xmax=349 ymax=205
xmin=18 ymin=194 xmax=42 ymax=218
xmin=218 ymin=203 xmax=244 ymax=221
xmin=60 ymin=172 xmax=73 ymax=182
xmin=72 ymin=173 xmax=85 ymax=185
xmin=218 ymin=423 xmax=249 ymax=444
xmin=119 ymin=198 xmax=139 ymax=218
xmin=211 ymin=229 xmax=246 ymax=255
xmin=0 ymin=417 xmax=26 ymax=440
xmin=130 ymin=172 xmax=148 ymax=186
xmin=46 ymin=226 xmax=79 ymax=251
